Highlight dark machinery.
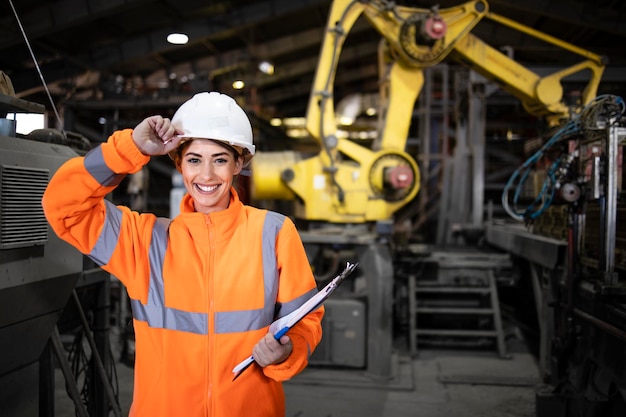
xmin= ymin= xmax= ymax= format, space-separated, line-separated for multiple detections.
xmin=0 ymin=93 xmax=121 ymax=417
xmin=492 ymin=94 xmax=626 ymax=416
xmin=0 ymin=93 xmax=82 ymax=417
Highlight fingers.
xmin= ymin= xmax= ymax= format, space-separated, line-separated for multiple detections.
xmin=252 ymin=334 xmax=292 ymax=367
xmin=133 ymin=115 xmax=183 ymax=156
xmin=147 ymin=115 xmax=178 ymax=143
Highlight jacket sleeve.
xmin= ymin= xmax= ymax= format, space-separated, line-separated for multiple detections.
xmin=262 ymin=217 xmax=324 ymax=381
xmin=42 ymin=129 xmax=155 ymax=300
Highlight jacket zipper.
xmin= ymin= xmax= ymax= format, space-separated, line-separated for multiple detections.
xmin=206 ymin=214 xmax=215 ymax=417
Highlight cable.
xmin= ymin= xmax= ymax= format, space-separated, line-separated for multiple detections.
xmin=502 ymin=121 xmax=577 ymax=221
xmin=8 ymin=0 xmax=65 ymax=134
xmin=502 ymin=95 xmax=626 ymax=222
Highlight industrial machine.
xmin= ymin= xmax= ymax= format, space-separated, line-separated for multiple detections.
xmin=250 ymin=0 xmax=609 ymax=389
xmin=0 ymin=93 xmax=121 ymax=417
xmin=492 ymin=94 xmax=626 ymax=415
xmin=252 ymin=0 xmax=605 ymax=224
xmin=0 ymin=93 xmax=82 ymax=416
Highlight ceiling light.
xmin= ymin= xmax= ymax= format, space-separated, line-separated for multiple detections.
xmin=338 ymin=116 xmax=354 ymax=126
xmin=167 ymin=33 xmax=189 ymax=45
xmin=232 ymin=80 xmax=245 ymax=90
xmin=258 ymin=61 xmax=274 ymax=75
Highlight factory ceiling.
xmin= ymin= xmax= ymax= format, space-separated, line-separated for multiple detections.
xmin=1 ymin=0 xmax=626 ymax=141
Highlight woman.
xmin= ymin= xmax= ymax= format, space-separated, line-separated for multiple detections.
xmin=42 ymin=92 xmax=323 ymax=417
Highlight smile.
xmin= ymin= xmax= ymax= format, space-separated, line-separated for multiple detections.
xmin=195 ymin=184 xmax=219 ymax=192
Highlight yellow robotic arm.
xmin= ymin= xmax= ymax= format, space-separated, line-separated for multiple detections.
xmin=251 ymin=0 xmax=606 ymax=225
xmin=449 ymin=11 xmax=605 ymax=124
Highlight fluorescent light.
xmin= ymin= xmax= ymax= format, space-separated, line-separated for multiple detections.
xmin=167 ymin=33 xmax=188 ymax=45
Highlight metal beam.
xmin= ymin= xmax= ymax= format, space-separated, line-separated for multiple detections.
xmin=1 ymin=0 xmax=147 ymax=49
xmin=490 ymin=0 xmax=626 ymax=37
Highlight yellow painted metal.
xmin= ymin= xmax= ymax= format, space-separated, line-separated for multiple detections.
xmin=277 ymin=146 xmax=420 ymax=223
xmin=251 ymin=0 xmax=606 ymax=224
xmin=250 ymin=151 xmax=298 ymax=200
xmin=364 ymin=0 xmax=488 ymax=66
xmin=305 ymin=0 xmax=366 ymax=149
xmin=378 ymin=60 xmax=424 ymax=152
xmin=451 ymin=11 xmax=606 ymax=125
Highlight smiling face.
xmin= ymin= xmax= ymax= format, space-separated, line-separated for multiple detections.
xmin=176 ymin=139 xmax=243 ymax=214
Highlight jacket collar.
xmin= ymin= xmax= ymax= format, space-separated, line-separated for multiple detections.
xmin=175 ymin=188 xmax=244 ymax=243
xmin=179 ymin=187 xmax=241 ymax=214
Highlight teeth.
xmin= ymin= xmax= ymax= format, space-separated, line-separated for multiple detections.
xmin=197 ymin=184 xmax=218 ymax=192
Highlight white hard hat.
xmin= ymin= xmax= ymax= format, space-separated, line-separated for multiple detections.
xmin=170 ymin=92 xmax=255 ymax=164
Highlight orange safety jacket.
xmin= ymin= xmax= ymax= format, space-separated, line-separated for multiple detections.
xmin=42 ymin=129 xmax=323 ymax=417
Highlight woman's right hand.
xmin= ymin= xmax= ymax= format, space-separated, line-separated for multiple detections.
xmin=132 ymin=115 xmax=183 ymax=156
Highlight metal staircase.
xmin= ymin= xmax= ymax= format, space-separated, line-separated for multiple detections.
xmin=408 ymin=251 xmax=510 ymax=358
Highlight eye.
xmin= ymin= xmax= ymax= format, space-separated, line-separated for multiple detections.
xmin=186 ymin=157 xmax=201 ymax=164
xmin=214 ymin=157 xmax=229 ymax=164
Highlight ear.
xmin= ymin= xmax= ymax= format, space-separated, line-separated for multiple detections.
xmin=233 ymin=156 xmax=243 ymax=175
xmin=175 ymin=158 xmax=182 ymax=173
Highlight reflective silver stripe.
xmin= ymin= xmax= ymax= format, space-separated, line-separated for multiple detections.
xmin=275 ymin=287 xmax=319 ymax=318
xmin=131 ymin=218 xmax=209 ymax=335
xmin=214 ymin=309 xmax=269 ymax=333
xmin=132 ymin=302 xmax=208 ymax=335
xmin=84 ymin=146 xmax=125 ymax=187
xmin=129 ymin=210 xmax=315 ymax=336
xmin=213 ymin=293 xmax=320 ymax=332
xmin=89 ymin=200 xmax=122 ymax=267
xmin=214 ymin=211 xmax=285 ymax=334
xmin=262 ymin=212 xmax=284 ymax=310
xmin=213 ymin=290 xmax=319 ymax=334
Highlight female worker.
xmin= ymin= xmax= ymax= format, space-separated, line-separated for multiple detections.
xmin=42 ymin=91 xmax=323 ymax=417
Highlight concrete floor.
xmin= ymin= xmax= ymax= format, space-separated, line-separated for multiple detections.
xmin=55 ymin=338 xmax=539 ymax=417
xmin=285 ymin=349 xmax=538 ymax=417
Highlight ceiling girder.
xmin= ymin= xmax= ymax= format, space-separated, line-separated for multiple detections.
xmin=1 ymin=0 xmax=146 ymax=49
xmin=491 ymin=0 xmax=626 ymax=37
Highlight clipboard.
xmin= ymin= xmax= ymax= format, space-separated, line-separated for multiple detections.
xmin=232 ymin=261 xmax=358 ymax=380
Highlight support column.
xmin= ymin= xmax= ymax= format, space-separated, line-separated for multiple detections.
xmin=357 ymin=242 xmax=394 ymax=380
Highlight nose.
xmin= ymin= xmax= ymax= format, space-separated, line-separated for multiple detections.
xmin=197 ymin=160 xmax=215 ymax=181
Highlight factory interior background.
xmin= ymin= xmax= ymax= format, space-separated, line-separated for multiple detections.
xmin=1 ymin=0 xmax=626 ymax=416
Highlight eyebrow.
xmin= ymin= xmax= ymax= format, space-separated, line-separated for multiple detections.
xmin=184 ymin=151 xmax=231 ymax=158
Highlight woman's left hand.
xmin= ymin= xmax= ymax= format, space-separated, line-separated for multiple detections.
xmin=252 ymin=333 xmax=293 ymax=367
